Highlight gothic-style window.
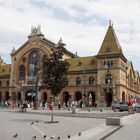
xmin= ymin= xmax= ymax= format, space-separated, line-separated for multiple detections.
xmin=89 ymin=77 xmax=94 ymax=85
xmin=19 ymin=65 xmax=25 ymax=80
xmin=105 ymin=74 xmax=112 ymax=84
xmin=76 ymin=77 xmax=81 ymax=85
xmin=103 ymin=60 xmax=114 ymax=68
xmin=0 ymin=81 xmax=2 ymax=87
xmin=28 ymin=50 xmax=39 ymax=76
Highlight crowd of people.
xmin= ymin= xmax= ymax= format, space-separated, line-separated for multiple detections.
xmin=128 ymin=97 xmax=138 ymax=113
xmin=0 ymin=98 xmax=97 ymax=112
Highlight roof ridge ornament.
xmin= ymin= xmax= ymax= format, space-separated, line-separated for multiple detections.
xmin=28 ymin=25 xmax=44 ymax=38
xmin=109 ymin=20 xmax=113 ymax=27
xmin=57 ymin=37 xmax=66 ymax=48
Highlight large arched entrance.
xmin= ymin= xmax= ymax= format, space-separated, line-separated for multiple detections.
xmin=105 ymin=89 xmax=112 ymax=107
xmin=122 ymin=92 xmax=125 ymax=101
xmin=5 ymin=92 xmax=9 ymax=101
xmin=63 ymin=92 xmax=70 ymax=107
xmin=17 ymin=92 xmax=21 ymax=100
xmin=42 ymin=92 xmax=47 ymax=103
xmin=88 ymin=92 xmax=96 ymax=105
xmin=75 ymin=92 xmax=82 ymax=101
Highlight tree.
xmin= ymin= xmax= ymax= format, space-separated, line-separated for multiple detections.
xmin=42 ymin=41 xmax=69 ymax=122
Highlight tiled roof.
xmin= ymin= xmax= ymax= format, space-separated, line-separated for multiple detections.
xmin=98 ymin=25 xmax=122 ymax=55
xmin=67 ymin=56 xmax=97 ymax=72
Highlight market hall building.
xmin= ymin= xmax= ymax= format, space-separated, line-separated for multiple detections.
xmin=0 ymin=23 xmax=140 ymax=107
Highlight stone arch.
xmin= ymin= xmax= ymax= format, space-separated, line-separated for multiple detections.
xmin=17 ymin=92 xmax=21 ymax=100
xmin=5 ymin=92 xmax=9 ymax=101
xmin=14 ymin=47 xmax=51 ymax=79
xmin=63 ymin=92 xmax=70 ymax=107
xmin=75 ymin=92 xmax=82 ymax=101
xmin=25 ymin=90 xmax=35 ymax=101
xmin=88 ymin=92 xmax=96 ymax=105
xmin=104 ymin=89 xmax=112 ymax=107
xmin=42 ymin=92 xmax=47 ymax=103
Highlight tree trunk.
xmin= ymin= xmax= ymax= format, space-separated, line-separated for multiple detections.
xmin=51 ymin=103 xmax=54 ymax=122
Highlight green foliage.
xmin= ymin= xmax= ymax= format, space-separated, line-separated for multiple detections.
xmin=43 ymin=49 xmax=69 ymax=97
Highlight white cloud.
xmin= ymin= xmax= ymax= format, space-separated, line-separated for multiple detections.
xmin=0 ymin=0 xmax=140 ymax=71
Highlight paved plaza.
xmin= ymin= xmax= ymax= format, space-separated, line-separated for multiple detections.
xmin=0 ymin=108 xmax=140 ymax=140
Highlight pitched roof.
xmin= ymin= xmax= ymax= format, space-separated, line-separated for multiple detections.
xmin=67 ymin=56 xmax=97 ymax=72
xmin=98 ymin=24 xmax=123 ymax=55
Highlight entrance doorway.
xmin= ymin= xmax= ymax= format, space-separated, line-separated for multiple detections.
xmin=42 ymin=92 xmax=47 ymax=103
xmin=105 ymin=89 xmax=112 ymax=107
xmin=25 ymin=90 xmax=35 ymax=101
xmin=88 ymin=92 xmax=96 ymax=105
xmin=122 ymin=92 xmax=125 ymax=101
xmin=75 ymin=92 xmax=82 ymax=101
xmin=63 ymin=92 xmax=70 ymax=106
xmin=5 ymin=92 xmax=9 ymax=101
xmin=17 ymin=92 xmax=21 ymax=100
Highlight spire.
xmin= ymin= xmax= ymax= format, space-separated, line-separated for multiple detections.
xmin=11 ymin=46 xmax=16 ymax=54
xmin=57 ymin=37 xmax=66 ymax=48
xmin=98 ymin=21 xmax=122 ymax=55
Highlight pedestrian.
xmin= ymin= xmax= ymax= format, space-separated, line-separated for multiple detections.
xmin=128 ymin=98 xmax=133 ymax=114
xmin=58 ymin=101 xmax=61 ymax=110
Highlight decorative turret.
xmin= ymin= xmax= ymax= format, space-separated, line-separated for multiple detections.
xmin=28 ymin=25 xmax=44 ymax=38
xmin=11 ymin=46 xmax=16 ymax=54
xmin=57 ymin=37 xmax=66 ymax=48
xmin=98 ymin=21 xmax=123 ymax=56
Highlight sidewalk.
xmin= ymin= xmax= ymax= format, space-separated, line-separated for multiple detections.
xmin=65 ymin=113 xmax=140 ymax=140
xmin=4 ymin=107 xmax=129 ymax=117
xmin=1 ymin=108 xmax=139 ymax=140
xmin=9 ymin=107 xmax=129 ymax=119
xmin=104 ymin=113 xmax=140 ymax=140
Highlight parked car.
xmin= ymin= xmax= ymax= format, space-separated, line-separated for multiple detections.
xmin=112 ymin=101 xmax=128 ymax=112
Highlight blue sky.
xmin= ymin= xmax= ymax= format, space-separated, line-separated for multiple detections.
xmin=0 ymin=0 xmax=140 ymax=71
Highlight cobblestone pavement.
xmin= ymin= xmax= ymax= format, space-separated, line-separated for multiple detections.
xmin=0 ymin=109 xmax=105 ymax=140
xmin=0 ymin=108 xmax=135 ymax=140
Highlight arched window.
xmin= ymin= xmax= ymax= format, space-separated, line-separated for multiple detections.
xmin=28 ymin=50 xmax=39 ymax=76
xmin=89 ymin=77 xmax=94 ymax=85
xmin=76 ymin=77 xmax=81 ymax=85
xmin=19 ymin=65 xmax=25 ymax=80
xmin=105 ymin=74 xmax=112 ymax=84
xmin=0 ymin=81 xmax=2 ymax=87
